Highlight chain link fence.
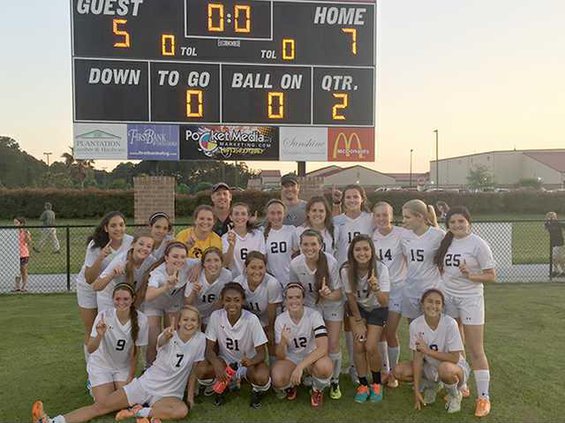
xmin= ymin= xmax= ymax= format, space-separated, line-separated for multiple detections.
xmin=0 ymin=220 xmax=561 ymax=294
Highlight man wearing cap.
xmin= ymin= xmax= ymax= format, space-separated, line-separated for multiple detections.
xmin=281 ymin=174 xmax=307 ymax=227
xmin=210 ymin=182 xmax=233 ymax=236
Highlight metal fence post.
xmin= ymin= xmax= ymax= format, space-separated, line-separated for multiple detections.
xmin=66 ymin=226 xmax=71 ymax=291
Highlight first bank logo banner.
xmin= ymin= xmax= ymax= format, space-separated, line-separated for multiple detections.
xmin=180 ymin=125 xmax=279 ymax=161
xmin=127 ymin=124 xmax=179 ymax=160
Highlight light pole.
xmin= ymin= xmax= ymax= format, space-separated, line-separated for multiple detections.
xmin=433 ymin=129 xmax=439 ymax=188
xmin=43 ymin=152 xmax=52 ymax=167
xmin=409 ymin=149 xmax=413 ymax=187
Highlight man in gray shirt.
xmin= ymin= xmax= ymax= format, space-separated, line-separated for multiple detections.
xmin=34 ymin=202 xmax=60 ymax=253
xmin=281 ymin=174 xmax=307 ymax=227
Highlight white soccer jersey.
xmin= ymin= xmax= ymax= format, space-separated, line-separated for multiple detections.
xmin=288 ymin=252 xmax=342 ymax=309
xmin=206 ymin=309 xmax=268 ymax=364
xmin=88 ymin=308 xmax=149 ymax=371
xmin=341 ymin=261 xmax=391 ymax=310
xmin=146 ymin=259 xmax=200 ymax=311
xmin=233 ymin=273 xmax=283 ymax=326
xmin=76 ymin=235 xmax=134 ymax=290
xmin=372 ymin=226 xmax=409 ymax=286
xmin=265 ymin=225 xmax=298 ymax=286
xmin=401 ymin=226 xmax=445 ymax=299
xmin=184 ymin=268 xmax=233 ymax=324
xmin=275 ymin=307 xmax=327 ymax=359
xmin=294 ymin=225 xmax=337 ymax=256
xmin=409 ymin=314 xmax=464 ymax=369
xmin=440 ymin=233 xmax=495 ymax=298
xmin=222 ymin=229 xmax=266 ymax=278
xmin=139 ymin=331 xmax=206 ymax=400
xmin=151 ymin=234 xmax=175 ymax=261
xmin=97 ymin=250 xmax=157 ymax=311
xmin=333 ymin=212 xmax=374 ymax=265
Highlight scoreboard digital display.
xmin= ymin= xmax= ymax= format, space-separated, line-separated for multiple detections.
xmin=71 ymin=0 xmax=376 ymax=161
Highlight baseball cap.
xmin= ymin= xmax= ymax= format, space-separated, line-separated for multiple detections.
xmin=211 ymin=182 xmax=230 ymax=192
xmin=281 ymin=174 xmax=299 ymax=186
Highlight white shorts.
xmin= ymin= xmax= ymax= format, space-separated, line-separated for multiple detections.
xmin=444 ymin=294 xmax=485 ymax=325
xmin=422 ymin=357 xmax=470 ymax=388
xmin=318 ymin=302 xmax=344 ymax=322
xmin=401 ymin=296 xmax=423 ymax=320
xmin=388 ymin=285 xmax=403 ymax=314
xmin=123 ymin=377 xmax=160 ymax=406
xmin=77 ymin=282 xmax=97 ymax=309
xmin=87 ymin=362 xmax=129 ymax=387
xmin=144 ymin=291 xmax=184 ymax=317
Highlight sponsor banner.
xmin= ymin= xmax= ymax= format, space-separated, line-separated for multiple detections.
xmin=279 ymin=127 xmax=328 ymax=162
xmin=127 ymin=124 xmax=179 ymax=160
xmin=327 ymin=127 xmax=375 ymax=162
xmin=180 ymin=125 xmax=279 ymax=161
xmin=73 ymin=123 xmax=127 ymax=159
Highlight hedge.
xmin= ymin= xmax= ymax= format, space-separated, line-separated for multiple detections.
xmin=2 ymin=188 xmax=565 ymax=220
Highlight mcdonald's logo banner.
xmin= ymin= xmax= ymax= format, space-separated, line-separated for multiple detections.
xmin=327 ymin=127 xmax=375 ymax=162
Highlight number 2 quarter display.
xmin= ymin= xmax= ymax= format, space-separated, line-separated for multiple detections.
xmin=72 ymin=0 xmax=376 ymax=127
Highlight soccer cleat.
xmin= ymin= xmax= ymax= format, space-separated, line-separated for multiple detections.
xmin=348 ymin=365 xmax=360 ymax=385
xmin=32 ymin=400 xmax=49 ymax=423
xmin=214 ymin=393 xmax=225 ymax=407
xmin=310 ymin=389 xmax=324 ymax=408
xmin=445 ymin=391 xmax=463 ymax=414
xmin=474 ymin=398 xmax=491 ymax=417
xmin=286 ymin=386 xmax=297 ymax=401
xmin=387 ymin=378 xmax=399 ymax=388
xmin=250 ymin=390 xmax=263 ymax=409
xmin=354 ymin=385 xmax=370 ymax=403
xmin=329 ymin=382 xmax=342 ymax=400
xmin=115 ymin=404 xmax=143 ymax=421
xmin=369 ymin=383 xmax=383 ymax=402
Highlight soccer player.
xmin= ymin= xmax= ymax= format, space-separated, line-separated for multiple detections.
xmin=196 ymin=283 xmax=271 ymax=408
xmin=222 ymin=203 xmax=265 ymax=278
xmin=288 ymin=229 xmax=344 ymax=400
xmin=75 ymin=211 xmax=133 ymax=365
xmin=86 ymin=283 xmax=148 ymax=402
xmin=271 ymin=283 xmax=333 ymax=407
xmin=434 ymin=206 xmax=496 ymax=417
xmin=295 ymin=196 xmax=337 ymax=256
xmin=184 ymin=247 xmax=232 ymax=328
xmin=176 ymin=205 xmax=222 ymax=259
xmin=263 ymin=199 xmax=298 ymax=287
xmin=342 ymin=235 xmax=390 ymax=403
xmin=371 ymin=201 xmax=409 ymax=387
xmin=400 ymin=199 xmax=444 ymax=321
xmin=32 ymin=306 xmax=206 ymax=423
xmin=148 ymin=211 xmax=174 ymax=261
xmin=393 ymin=289 xmax=470 ymax=414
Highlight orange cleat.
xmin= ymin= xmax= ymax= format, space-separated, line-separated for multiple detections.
xmin=474 ymin=398 xmax=491 ymax=417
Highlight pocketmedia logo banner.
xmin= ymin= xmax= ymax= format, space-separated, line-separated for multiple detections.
xmin=328 ymin=127 xmax=375 ymax=162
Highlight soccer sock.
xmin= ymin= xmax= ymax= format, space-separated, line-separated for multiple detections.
xmin=52 ymin=416 xmax=66 ymax=423
xmin=358 ymin=376 xmax=369 ymax=386
xmin=312 ymin=375 xmax=331 ymax=391
xmin=371 ymin=370 xmax=381 ymax=385
xmin=377 ymin=341 xmax=389 ymax=374
xmin=344 ymin=331 xmax=354 ymax=366
xmin=134 ymin=407 xmax=152 ymax=418
xmin=445 ymin=382 xmax=458 ymax=396
xmin=251 ymin=378 xmax=272 ymax=392
xmin=198 ymin=378 xmax=214 ymax=387
xmin=329 ymin=351 xmax=342 ymax=383
xmin=474 ymin=369 xmax=490 ymax=399
xmin=388 ymin=346 xmax=400 ymax=373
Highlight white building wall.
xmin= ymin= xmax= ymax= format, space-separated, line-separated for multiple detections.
xmin=323 ymin=167 xmax=396 ymax=187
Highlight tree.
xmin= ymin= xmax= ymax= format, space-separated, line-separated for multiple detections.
xmin=61 ymin=147 xmax=95 ymax=189
xmin=0 ymin=136 xmax=47 ymax=187
xmin=467 ymin=165 xmax=495 ymax=190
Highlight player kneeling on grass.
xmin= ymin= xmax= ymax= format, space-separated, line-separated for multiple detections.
xmin=342 ymin=234 xmax=390 ymax=404
xmin=392 ymin=289 xmax=470 ymax=414
xmin=32 ymin=306 xmax=206 ymax=423
xmin=195 ymin=282 xmax=271 ymax=409
xmin=271 ymin=283 xmax=333 ymax=407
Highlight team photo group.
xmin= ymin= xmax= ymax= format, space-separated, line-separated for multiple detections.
xmin=32 ymin=175 xmax=495 ymax=423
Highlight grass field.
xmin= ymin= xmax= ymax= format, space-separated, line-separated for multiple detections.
xmin=1 ymin=283 xmax=564 ymax=422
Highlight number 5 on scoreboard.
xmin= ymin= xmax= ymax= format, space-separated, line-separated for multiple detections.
xmin=186 ymin=90 xmax=203 ymax=117
xmin=113 ymin=19 xmax=130 ymax=48
xmin=332 ymin=93 xmax=348 ymax=120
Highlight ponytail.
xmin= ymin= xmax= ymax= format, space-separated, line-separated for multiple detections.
xmin=433 ymin=231 xmax=454 ymax=273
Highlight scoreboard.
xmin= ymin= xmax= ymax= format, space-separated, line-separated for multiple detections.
xmin=71 ymin=0 xmax=376 ymax=161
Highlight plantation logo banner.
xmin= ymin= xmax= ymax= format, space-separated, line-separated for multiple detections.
xmin=327 ymin=127 xmax=375 ymax=162
xmin=73 ymin=123 xmax=127 ymax=159
xmin=180 ymin=125 xmax=279 ymax=161
xmin=127 ymin=124 xmax=179 ymax=160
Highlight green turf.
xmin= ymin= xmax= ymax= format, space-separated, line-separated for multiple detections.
xmin=2 ymin=283 xmax=564 ymax=422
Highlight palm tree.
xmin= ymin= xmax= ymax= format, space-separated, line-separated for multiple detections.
xmin=62 ymin=147 xmax=95 ymax=189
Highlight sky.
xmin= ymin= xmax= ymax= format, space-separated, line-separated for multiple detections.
xmin=1 ymin=0 xmax=564 ymax=176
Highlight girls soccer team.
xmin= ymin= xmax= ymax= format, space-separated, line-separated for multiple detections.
xmin=32 ymin=191 xmax=496 ymax=422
